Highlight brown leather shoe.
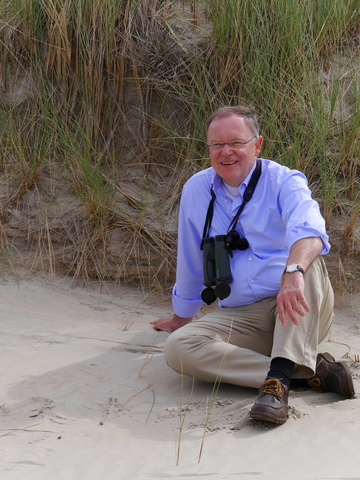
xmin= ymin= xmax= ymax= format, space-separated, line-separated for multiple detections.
xmin=307 ymin=352 xmax=355 ymax=398
xmin=249 ymin=378 xmax=289 ymax=425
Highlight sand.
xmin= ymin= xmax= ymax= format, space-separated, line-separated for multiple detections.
xmin=0 ymin=274 xmax=359 ymax=480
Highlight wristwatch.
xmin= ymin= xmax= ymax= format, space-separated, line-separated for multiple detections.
xmin=283 ymin=264 xmax=304 ymax=275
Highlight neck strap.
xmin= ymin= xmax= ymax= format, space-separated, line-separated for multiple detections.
xmin=201 ymin=159 xmax=262 ymax=249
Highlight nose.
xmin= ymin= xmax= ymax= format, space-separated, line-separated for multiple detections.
xmin=221 ymin=143 xmax=233 ymax=154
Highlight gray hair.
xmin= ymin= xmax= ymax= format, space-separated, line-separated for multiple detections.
xmin=206 ymin=105 xmax=260 ymax=137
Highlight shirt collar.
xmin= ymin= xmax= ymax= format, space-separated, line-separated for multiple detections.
xmin=211 ymin=162 xmax=257 ymax=197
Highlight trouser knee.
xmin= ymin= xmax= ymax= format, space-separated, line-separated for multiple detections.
xmin=164 ymin=329 xmax=186 ymax=374
xmin=304 ymin=257 xmax=334 ymax=314
xmin=164 ymin=328 xmax=203 ymax=376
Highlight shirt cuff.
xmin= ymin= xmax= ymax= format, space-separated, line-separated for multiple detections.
xmin=289 ymin=230 xmax=330 ymax=255
xmin=172 ymin=285 xmax=204 ymax=318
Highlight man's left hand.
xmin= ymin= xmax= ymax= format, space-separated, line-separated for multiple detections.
xmin=276 ymin=272 xmax=310 ymax=326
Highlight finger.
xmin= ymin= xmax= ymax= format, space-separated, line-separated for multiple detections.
xmin=276 ymin=304 xmax=288 ymax=327
xmin=299 ymin=297 xmax=311 ymax=313
xmin=151 ymin=322 xmax=167 ymax=331
xmin=150 ymin=318 xmax=174 ymax=332
xmin=287 ymin=309 xmax=300 ymax=325
xmin=281 ymin=301 xmax=300 ymax=325
xmin=291 ymin=297 xmax=311 ymax=317
xmin=150 ymin=320 xmax=164 ymax=330
xmin=291 ymin=302 xmax=306 ymax=317
xmin=151 ymin=323 xmax=164 ymax=331
xmin=277 ymin=314 xmax=287 ymax=327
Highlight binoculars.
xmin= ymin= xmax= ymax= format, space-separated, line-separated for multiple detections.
xmin=201 ymin=235 xmax=233 ymax=305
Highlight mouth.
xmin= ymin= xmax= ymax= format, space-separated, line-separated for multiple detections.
xmin=221 ymin=161 xmax=237 ymax=165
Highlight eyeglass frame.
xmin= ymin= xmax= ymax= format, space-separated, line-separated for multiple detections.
xmin=207 ymin=136 xmax=257 ymax=150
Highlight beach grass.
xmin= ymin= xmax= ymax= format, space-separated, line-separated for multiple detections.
xmin=0 ymin=0 xmax=359 ymax=290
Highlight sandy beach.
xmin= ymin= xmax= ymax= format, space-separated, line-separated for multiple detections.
xmin=1 ymin=273 xmax=359 ymax=480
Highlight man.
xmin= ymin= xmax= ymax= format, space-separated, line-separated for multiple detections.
xmin=151 ymin=105 xmax=354 ymax=425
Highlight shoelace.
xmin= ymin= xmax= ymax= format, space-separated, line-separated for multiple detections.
xmin=307 ymin=376 xmax=325 ymax=392
xmin=260 ymin=378 xmax=283 ymax=398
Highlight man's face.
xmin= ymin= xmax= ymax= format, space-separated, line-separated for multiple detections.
xmin=207 ymin=114 xmax=263 ymax=187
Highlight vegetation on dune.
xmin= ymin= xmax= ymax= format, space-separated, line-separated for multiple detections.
xmin=0 ymin=0 xmax=359 ymax=292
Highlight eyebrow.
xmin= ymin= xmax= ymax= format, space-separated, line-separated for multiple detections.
xmin=209 ymin=137 xmax=247 ymax=143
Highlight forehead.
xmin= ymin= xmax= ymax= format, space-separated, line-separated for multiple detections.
xmin=207 ymin=114 xmax=253 ymax=139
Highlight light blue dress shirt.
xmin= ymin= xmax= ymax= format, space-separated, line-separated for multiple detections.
xmin=172 ymin=158 xmax=330 ymax=318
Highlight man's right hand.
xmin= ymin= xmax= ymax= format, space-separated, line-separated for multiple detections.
xmin=150 ymin=314 xmax=192 ymax=332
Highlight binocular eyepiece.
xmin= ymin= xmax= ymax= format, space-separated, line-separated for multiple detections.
xmin=201 ymin=235 xmax=233 ymax=305
xmin=225 ymin=229 xmax=249 ymax=251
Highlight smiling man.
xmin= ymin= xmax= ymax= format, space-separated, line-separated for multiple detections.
xmin=206 ymin=112 xmax=262 ymax=187
xmin=151 ymin=105 xmax=354 ymax=425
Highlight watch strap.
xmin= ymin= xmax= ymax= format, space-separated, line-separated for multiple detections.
xmin=283 ymin=264 xmax=305 ymax=275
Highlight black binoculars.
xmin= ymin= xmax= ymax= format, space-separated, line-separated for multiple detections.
xmin=201 ymin=235 xmax=233 ymax=305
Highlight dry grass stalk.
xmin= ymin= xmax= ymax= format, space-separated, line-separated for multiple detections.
xmin=0 ymin=0 xmax=358 ymax=291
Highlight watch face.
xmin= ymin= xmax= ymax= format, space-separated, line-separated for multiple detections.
xmin=287 ymin=264 xmax=297 ymax=273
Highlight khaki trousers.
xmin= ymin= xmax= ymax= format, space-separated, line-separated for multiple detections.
xmin=164 ymin=257 xmax=334 ymax=389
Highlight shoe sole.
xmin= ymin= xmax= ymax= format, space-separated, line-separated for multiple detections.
xmin=318 ymin=352 xmax=355 ymax=398
xmin=249 ymin=411 xmax=287 ymax=425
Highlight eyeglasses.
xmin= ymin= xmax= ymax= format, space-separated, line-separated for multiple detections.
xmin=207 ymin=136 xmax=256 ymax=151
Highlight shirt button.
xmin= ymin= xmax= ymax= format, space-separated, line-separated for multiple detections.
xmin=248 ymin=257 xmax=252 ymax=261
xmin=250 ymin=280 xmax=254 ymax=284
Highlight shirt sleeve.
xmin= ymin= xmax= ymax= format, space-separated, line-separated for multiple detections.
xmin=278 ymin=172 xmax=330 ymax=254
xmin=172 ymin=180 xmax=207 ymax=318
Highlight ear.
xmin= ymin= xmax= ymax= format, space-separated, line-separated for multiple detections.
xmin=255 ymin=136 xmax=263 ymax=155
